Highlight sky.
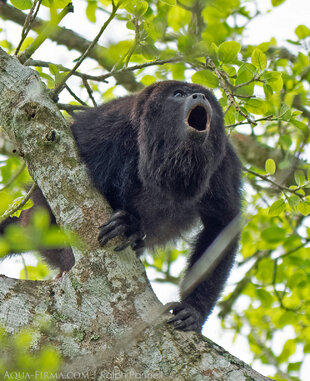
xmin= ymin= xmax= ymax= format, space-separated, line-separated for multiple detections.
xmin=1 ymin=0 xmax=310 ymax=379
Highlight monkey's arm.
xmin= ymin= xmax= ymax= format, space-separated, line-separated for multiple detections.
xmin=168 ymin=145 xmax=241 ymax=332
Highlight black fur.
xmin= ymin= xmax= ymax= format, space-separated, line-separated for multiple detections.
xmin=0 ymin=81 xmax=241 ymax=332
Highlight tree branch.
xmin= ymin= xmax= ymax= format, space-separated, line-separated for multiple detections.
xmin=0 ymin=46 xmax=271 ymax=381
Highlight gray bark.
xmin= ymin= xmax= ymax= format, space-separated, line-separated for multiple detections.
xmin=0 ymin=48 xmax=271 ymax=380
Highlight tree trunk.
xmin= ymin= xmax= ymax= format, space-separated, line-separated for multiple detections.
xmin=0 ymin=48 xmax=271 ymax=380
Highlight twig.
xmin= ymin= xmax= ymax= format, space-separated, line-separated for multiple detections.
xmin=65 ymin=84 xmax=88 ymax=106
xmin=226 ymin=115 xmax=275 ymax=128
xmin=18 ymin=3 xmax=73 ymax=64
xmin=25 ymin=57 xmax=183 ymax=83
xmin=82 ymin=78 xmax=97 ymax=107
xmin=234 ymin=75 xmax=262 ymax=89
xmin=52 ymin=2 xmax=120 ymax=97
xmin=14 ymin=0 xmax=42 ymax=56
xmin=97 ymin=57 xmax=182 ymax=82
xmin=0 ymin=183 xmax=36 ymax=223
xmin=243 ymin=166 xmax=308 ymax=197
xmin=124 ymin=19 xmax=140 ymax=67
xmin=205 ymin=57 xmax=257 ymax=126
xmin=57 ymin=103 xmax=89 ymax=113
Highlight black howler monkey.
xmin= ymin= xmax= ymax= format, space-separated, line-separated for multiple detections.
xmin=0 ymin=81 xmax=241 ymax=332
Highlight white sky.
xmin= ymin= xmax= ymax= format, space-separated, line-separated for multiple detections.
xmin=1 ymin=0 xmax=310 ymax=379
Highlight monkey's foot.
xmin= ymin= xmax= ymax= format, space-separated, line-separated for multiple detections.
xmin=98 ymin=210 xmax=145 ymax=253
xmin=166 ymin=302 xmax=203 ymax=332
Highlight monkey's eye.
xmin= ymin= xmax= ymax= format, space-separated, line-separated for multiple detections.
xmin=173 ymin=89 xmax=186 ymax=97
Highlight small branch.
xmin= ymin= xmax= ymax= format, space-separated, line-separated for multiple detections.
xmin=243 ymin=167 xmax=307 ymax=197
xmin=24 ymin=59 xmax=102 ymax=81
xmin=57 ymin=103 xmax=89 ymax=113
xmin=52 ymin=3 xmax=119 ymax=97
xmin=18 ymin=3 xmax=74 ymax=64
xmin=25 ymin=57 xmax=184 ymax=83
xmin=64 ymin=84 xmax=88 ymax=106
xmin=0 ymin=182 xmax=36 ymax=223
xmin=234 ymin=75 xmax=262 ymax=89
xmin=98 ymin=57 xmax=182 ymax=82
xmin=277 ymin=239 xmax=310 ymax=260
xmin=205 ymin=57 xmax=257 ymax=126
xmin=14 ymin=0 xmax=42 ymax=56
xmin=124 ymin=19 xmax=140 ymax=67
xmin=226 ymin=115 xmax=275 ymax=128
xmin=82 ymin=78 xmax=97 ymax=107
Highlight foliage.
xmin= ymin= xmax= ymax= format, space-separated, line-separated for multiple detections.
xmin=0 ymin=327 xmax=61 ymax=380
xmin=0 ymin=0 xmax=310 ymax=379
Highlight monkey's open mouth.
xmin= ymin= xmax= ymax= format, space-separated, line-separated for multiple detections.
xmin=186 ymin=105 xmax=209 ymax=132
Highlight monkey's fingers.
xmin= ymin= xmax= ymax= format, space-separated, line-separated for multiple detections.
xmin=165 ymin=302 xmax=202 ymax=332
xmin=98 ymin=224 xmax=126 ymax=247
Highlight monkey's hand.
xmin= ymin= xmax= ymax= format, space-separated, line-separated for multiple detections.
xmin=166 ymin=302 xmax=203 ymax=332
xmin=98 ymin=210 xmax=145 ymax=253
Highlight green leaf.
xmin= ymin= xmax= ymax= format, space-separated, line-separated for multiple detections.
xmin=48 ymin=64 xmax=59 ymax=76
xmin=295 ymin=25 xmax=310 ymax=39
xmin=224 ymin=107 xmax=235 ymax=126
xmin=279 ymin=339 xmax=296 ymax=363
xmin=235 ymin=64 xmax=256 ymax=96
xmin=161 ymin=0 xmax=176 ymax=5
xmin=269 ymin=199 xmax=286 ymax=216
xmin=222 ymin=65 xmax=236 ymax=77
xmin=297 ymin=201 xmax=310 ymax=216
xmin=291 ymin=119 xmax=309 ymax=135
xmin=167 ymin=6 xmax=191 ymax=32
xmin=218 ymin=41 xmax=241 ymax=63
xmin=42 ymin=0 xmax=71 ymax=7
xmin=125 ymin=1 xmax=148 ymax=17
xmin=140 ymin=75 xmax=156 ymax=86
xmin=294 ymin=170 xmax=306 ymax=186
xmin=10 ymin=0 xmax=33 ymax=10
xmin=261 ymin=227 xmax=286 ymax=243
xmin=287 ymin=362 xmax=302 ymax=372
xmin=271 ymin=0 xmax=285 ymax=6
xmin=279 ymin=104 xmax=291 ymax=121
xmin=0 ymin=238 xmax=10 ymax=258
xmin=177 ymin=35 xmax=196 ymax=55
xmin=279 ymin=135 xmax=292 ymax=149
xmin=55 ymin=72 xmax=69 ymax=86
xmin=251 ymin=48 xmax=267 ymax=71
xmin=191 ymin=70 xmax=219 ymax=88
xmin=20 ymin=263 xmax=50 ymax=281
xmin=265 ymin=158 xmax=276 ymax=175
xmin=86 ymin=1 xmax=97 ymax=23
xmin=245 ymin=98 xmax=267 ymax=115
xmin=287 ymin=195 xmax=300 ymax=208
xmin=263 ymin=71 xmax=283 ymax=92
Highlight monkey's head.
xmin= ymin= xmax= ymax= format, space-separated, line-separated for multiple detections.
xmin=132 ymin=81 xmax=224 ymax=144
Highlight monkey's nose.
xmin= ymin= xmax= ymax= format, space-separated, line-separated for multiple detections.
xmin=191 ymin=93 xmax=206 ymax=100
